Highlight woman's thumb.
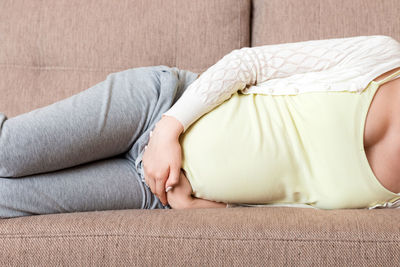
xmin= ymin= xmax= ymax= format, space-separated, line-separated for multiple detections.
xmin=165 ymin=167 xmax=181 ymax=189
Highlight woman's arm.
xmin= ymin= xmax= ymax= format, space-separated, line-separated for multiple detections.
xmin=189 ymin=196 xmax=227 ymax=209
xmin=146 ymin=35 xmax=400 ymax=206
xmin=163 ymin=35 xmax=398 ymax=132
xmin=166 ymin=169 xmax=227 ymax=209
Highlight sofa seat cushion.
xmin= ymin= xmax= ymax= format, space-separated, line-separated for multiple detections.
xmin=0 ymin=207 xmax=399 ymax=265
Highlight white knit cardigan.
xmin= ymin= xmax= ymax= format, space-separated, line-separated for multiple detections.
xmin=163 ymin=35 xmax=400 ymax=133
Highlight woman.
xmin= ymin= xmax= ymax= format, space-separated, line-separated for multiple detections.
xmin=143 ymin=35 xmax=400 ymax=210
xmin=0 ymin=35 xmax=399 ymax=218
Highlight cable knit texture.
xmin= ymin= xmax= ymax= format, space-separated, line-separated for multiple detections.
xmin=163 ymin=35 xmax=400 ymax=132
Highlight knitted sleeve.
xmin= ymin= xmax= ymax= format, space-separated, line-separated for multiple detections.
xmin=163 ymin=35 xmax=395 ymax=132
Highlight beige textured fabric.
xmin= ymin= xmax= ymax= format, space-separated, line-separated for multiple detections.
xmin=0 ymin=207 xmax=399 ymax=266
xmin=1 ymin=0 xmax=400 ymax=265
xmin=252 ymin=0 xmax=400 ymax=46
xmin=0 ymin=0 xmax=250 ymax=117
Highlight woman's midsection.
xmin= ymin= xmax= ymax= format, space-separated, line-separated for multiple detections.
xmin=178 ymin=92 xmax=309 ymax=204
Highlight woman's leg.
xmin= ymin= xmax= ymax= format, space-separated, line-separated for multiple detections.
xmin=0 ymin=156 xmax=168 ymax=219
xmin=0 ymin=66 xmax=196 ymax=178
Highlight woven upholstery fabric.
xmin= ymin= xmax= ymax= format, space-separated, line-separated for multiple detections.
xmin=1 ymin=0 xmax=400 ymax=265
xmin=0 ymin=0 xmax=250 ymax=118
xmin=0 ymin=207 xmax=399 ymax=266
xmin=252 ymin=0 xmax=400 ymax=46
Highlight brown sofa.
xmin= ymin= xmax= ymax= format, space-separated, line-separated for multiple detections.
xmin=1 ymin=0 xmax=399 ymax=265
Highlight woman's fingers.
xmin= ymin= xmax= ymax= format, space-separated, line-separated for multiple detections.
xmin=155 ymin=175 xmax=168 ymax=205
xmin=141 ymin=116 xmax=185 ymax=206
xmin=146 ymin=175 xmax=156 ymax=197
xmin=147 ymin=167 xmax=180 ymax=206
xmin=143 ymin=158 xmax=169 ymax=205
xmin=165 ymin=186 xmax=173 ymax=192
xmin=166 ymin=166 xmax=181 ymax=189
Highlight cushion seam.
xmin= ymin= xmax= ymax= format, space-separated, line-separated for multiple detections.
xmin=0 ymin=64 xmax=204 ymax=74
xmin=0 ymin=234 xmax=398 ymax=243
xmin=0 ymin=64 xmax=131 ymax=72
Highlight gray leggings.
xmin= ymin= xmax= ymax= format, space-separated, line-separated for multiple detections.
xmin=0 ymin=65 xmax=198 ymax=218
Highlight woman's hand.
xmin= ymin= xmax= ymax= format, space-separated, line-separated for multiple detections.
xmin=142 ymin=115 xmax=184 ymax=206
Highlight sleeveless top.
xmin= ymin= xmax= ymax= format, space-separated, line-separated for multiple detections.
xmin=179 ymin=69 xmax=400 ymax=209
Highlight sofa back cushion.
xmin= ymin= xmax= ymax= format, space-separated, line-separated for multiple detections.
xmin=0 ymin=0 xmax=250 ymax=117
xmin=252 ymin=0 xmax=400 ymax=46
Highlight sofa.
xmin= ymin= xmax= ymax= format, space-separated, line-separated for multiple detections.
xmin=1 ymin=0 xmax=399 ymax=265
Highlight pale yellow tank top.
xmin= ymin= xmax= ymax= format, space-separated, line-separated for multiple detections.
xmin=179 ymin=69 xmax=400 ymax=209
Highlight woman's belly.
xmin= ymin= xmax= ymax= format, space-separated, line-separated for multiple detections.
xmin=179 ymin=79 xmax=400 ymax=209
xmin=179 ymin=92 xmax=306 ymax=204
